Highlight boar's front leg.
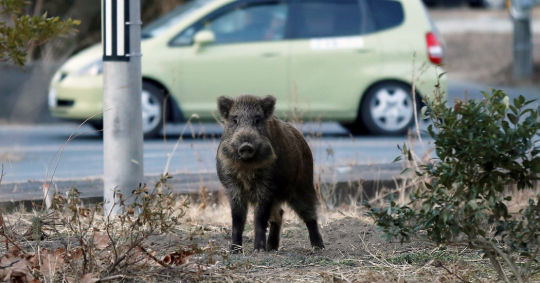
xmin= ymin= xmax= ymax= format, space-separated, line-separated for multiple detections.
xmin=253 ymin=201 xmax=274 ymax=252
xmin=230 ymin=198 xmax=248 ymax=253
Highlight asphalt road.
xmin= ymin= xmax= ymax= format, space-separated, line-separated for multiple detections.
xmin=0 ymin=80 xmax=538 ymax=184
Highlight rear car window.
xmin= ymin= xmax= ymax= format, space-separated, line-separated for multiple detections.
xmin=288 ymin=0 xmax=362 ymax=39
xmin=365 ymin=0 xmax=404 ymax=32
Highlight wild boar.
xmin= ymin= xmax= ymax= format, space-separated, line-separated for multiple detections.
xmin=216 ymin=94 xmax=325 ymax=252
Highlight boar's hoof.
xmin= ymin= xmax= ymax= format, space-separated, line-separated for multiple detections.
xmin=312 ymin=243 xmax=325 ymax=250
xmin=254 ymin=242 xmax=266 ymax=252
xmin=238 ymin=143 xmax=255 ymax=160
xmin=267 ymin=246 xmax=279 ymax=252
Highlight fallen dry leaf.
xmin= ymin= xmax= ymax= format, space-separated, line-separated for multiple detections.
xmin=93 ymin=230 xmax=109 ymax=250
xmin=36 ymin=248 xmax=65 ymax=277
xmin=162 ymin=249 xmax=194 ymax=266
xmin=70 ymin=247 xmax=83 ymax=261
xmin=0 ymin=252 xmax=34 ymax=282
xmin=80 ymin=273 xmax=99 ymax=283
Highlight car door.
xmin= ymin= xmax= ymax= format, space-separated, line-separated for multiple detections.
xmin=286 ymin=0 xmax=382 ymax=122
xmin=173 ymin=0 xmax=290 ymax=120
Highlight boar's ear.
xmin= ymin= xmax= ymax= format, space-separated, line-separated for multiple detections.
xmin=261 ymin=95 xmax=276 ymax=118
xmin=217 ymin=96 xmax=234 ymax=119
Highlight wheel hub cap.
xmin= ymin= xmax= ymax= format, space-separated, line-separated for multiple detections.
xmin=369 ymin=87 xmax=414 ymax=132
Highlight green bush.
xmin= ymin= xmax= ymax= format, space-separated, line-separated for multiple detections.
xmin=365 ymin=84 xmax=540 ymax=283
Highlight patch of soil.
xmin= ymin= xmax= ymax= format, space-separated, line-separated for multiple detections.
xmin=139 ymin=212 xmax=503 ymax=282
xmin=443 ymin=32 xmax=540 ymax=87
xmin=152 ymin=216 xmax=441 ymax=282
xmin=177 ymin=216 xmax=430 ymax=259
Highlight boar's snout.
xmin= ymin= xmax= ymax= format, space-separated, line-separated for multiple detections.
xmin=238 ymin=142 xmax=255 ymax=160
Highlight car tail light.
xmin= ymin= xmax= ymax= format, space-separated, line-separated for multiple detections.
xmin=426 ymin=32 xmax=443 ymax=65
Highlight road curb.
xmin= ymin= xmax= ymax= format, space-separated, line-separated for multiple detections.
xmin=0 ymin=163 xmax=408 ymax=210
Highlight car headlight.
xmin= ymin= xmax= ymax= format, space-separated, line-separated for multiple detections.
xmin=51 ymin=71 xmax=62 ymax=83
xmin=48 ymin=87 xmax=58 ymax=108
xmin=75 ymin=59 xmax=103 ymax=76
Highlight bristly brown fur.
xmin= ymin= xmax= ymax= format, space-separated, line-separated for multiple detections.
xmin=216 ymin=94 xmax=325 ymax=252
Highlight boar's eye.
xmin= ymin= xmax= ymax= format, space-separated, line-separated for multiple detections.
xmin=232 ymin=118 xmax=238 ymax=124
xmin=255 ymin=119 xmax=260 ymax=125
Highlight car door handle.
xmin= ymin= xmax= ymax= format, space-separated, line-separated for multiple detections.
xmin=261 ymin=52 xmax=279 ymax=58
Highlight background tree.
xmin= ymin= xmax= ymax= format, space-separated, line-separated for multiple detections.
xmin=22 ymin=0 xmax=187 ymax=64
xmin=0 ymin=0 xmax=79 ymax=67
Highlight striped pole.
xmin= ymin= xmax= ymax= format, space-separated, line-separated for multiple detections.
xmin=102 ymin=0 xmax=144 ymax=216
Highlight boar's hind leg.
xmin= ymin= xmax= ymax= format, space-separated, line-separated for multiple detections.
xmin=267 ymin=206 xmax=284 ymax=251
xmin=288 ymin=197 xmax=325 ymax=249
xmin=230 ymin=199 xmax=248 ymax=253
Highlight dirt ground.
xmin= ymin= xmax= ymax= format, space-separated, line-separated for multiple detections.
xmin=1 ymin=196 xmax=536 ymax=283
xmin=429 ymin=8 xmax=540 ymax=87
xmin=443 ymin=32 xmax=540 ymax=87
xmin=134 ymin=204 xmax=506 ymax=282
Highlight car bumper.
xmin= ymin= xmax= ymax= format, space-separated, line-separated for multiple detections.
xmin=49 ymin=75 xmax=104 ymax=121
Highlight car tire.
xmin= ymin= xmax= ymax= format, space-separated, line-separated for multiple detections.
xmin=141 ymin=82 xmax=165 ymax=139
xmin=468 ymin=0 xmax=505 ymax=8
xmin=357 ymin=82 xmax=417 ymax=136
xmin=467 ymin=0 xmax=484 ymax=7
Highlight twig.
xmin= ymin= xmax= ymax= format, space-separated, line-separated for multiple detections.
xmin=524 ymin=239 xmax=540 ymax=276
xmin=97 ymin=274 xmax=126 ymax=282
xmin=433 ymin=260 xmax=471 ymax=283
xmin=138 ymin=245 xmax=172 ymax=269
xmin=411 ymin=53 xmax=425 ymax=151
xmin=0 ymin=260 xmax=19 ymax=269
xmin=471 ymin=239 xmax=524 ymax=283
xmin=3 ymin=236 xmax=29 ymax=256
xmin=163 ymin=94 xmax=170 ymax=154
xmin=44 ymin=110 xmax=111 ymax=209
xmin=163 ymin=114 xmax=200 ymax=174
xmin=0 ymin=165 xmax=7 ymax=250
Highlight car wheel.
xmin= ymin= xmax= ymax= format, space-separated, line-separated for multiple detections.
xmin=483 ymin=0 xmax=506 ymax=9
xmin=468 ymin=0 xmax=505 ymax=8
xmin=359 ymin=82 xmax=416 ymax=135
xmin=141 ymin=82 xmax=165 ymax=139
xmin=467 ymin=0 xmax=485 ymax=7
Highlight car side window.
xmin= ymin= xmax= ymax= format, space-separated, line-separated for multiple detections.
xmin=288 ymin=0 xmax=362 ymax=39
xmin=170 ymin=2 xmax=289 ymax=46
xmin=365 ymin=0 xmax=404 ymax=32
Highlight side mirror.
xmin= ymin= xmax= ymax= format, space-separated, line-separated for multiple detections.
xmin=193 ymin=30 xmax=215 ymax=47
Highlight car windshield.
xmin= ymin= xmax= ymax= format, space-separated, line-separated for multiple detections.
xmin=141 ymin=0 xmax=215 ymax=39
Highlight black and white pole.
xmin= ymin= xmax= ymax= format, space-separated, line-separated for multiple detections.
xmin=511 ymin=0 xmax=535 ymax=79
xmin=102 ymin=0 xmax=144 ymax=216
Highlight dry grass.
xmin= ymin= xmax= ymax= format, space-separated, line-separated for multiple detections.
xmin=2 ymin=195 xmax=524 ymax=283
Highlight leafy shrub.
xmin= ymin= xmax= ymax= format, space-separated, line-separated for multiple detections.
xmin=365 ymin=84 xmax=540 ymax=283
xmin=1 ymin=0 xmax=79 ymax=67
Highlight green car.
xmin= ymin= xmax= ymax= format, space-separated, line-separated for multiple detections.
xmin=49 ymin=0 xmax=447 ymax=137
